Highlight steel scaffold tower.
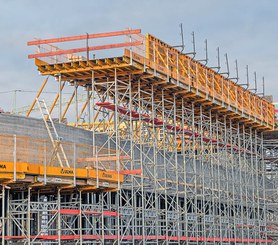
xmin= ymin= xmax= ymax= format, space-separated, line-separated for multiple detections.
xmin=263 ymin=131 xmax=278 ymax=243
xmin=88 ymin=74 xmax=269 ymax=244
xmin=0 ymin=28 xmax=274 ymax=244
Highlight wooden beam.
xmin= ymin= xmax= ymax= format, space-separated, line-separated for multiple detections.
xmin=202 ymin=101 xmax=213 ymax=105
xmin=182 ymin=93 xmax=197 ymax=98
xmin=175 ymin=90 xmax=192 ymax=95
xmin=163 ymin=84 xmax=177 ymax=89
xmin=194 ymin=98 xmax=207 ymax=103
xmin=102 ymin=188 xmax=118 ymax=192
xmin=78 ymin=186 xmax=98 ymax=191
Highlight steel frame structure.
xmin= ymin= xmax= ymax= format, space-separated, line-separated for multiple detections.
xmin=2 ymin=73 xmax=270 ymax=244
xmin=88 ymin=72 xmax=269 ymax=244
xmin=263 ymin=133 xmax=278 ymax=243
xmin=0 ymin=29 xmax=275 ymax=244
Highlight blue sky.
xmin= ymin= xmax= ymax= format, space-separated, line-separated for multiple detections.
xmin=1 ymin=0 xmax=278 ymax=112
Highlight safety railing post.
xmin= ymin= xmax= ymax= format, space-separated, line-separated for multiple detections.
xmin=44 ymin=141 xmax=47 ymax=185
xmin=1 ymin=186 xmax=5 ymax=245
xmin=13 ymin=135 xmax=16 ymax=182
xmin=74 ymin=143 xmax=76 ymax=187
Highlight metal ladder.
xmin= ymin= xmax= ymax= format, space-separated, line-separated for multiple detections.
xmin=36 ymin=98 xmax=70 ymax=168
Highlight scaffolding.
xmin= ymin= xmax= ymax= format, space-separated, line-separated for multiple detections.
xmin=0 ymin=29 xmax=275 ymax=244
xmin=263 ymin=131 xmax=278 ymax=242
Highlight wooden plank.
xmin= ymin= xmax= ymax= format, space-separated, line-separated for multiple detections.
xmin=78 ymin=186 xmax=98 ymax=191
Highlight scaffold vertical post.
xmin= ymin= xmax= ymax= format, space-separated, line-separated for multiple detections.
xmin=74 ymin=143 xmax=76 ymax=187
xmin=75 ymin=81 xmax=78 ymax=127
xmin=6 ymin=189 xmax=10 ymax=239
xmin=1 ymin=186 xmax=4 ymax=245
xmin=57 ymin=188 xmax=61 ymax=245
xmin=44 ymin=141 xmax=47 ymax=184
xmin=79 ymin=190 xmax=83 ymax=244
xmin=27 ymin=187 xmax=31 ymax=245
xmin=87 ymin=85 xmax=91 ymax=129
xmin=58 ymin=74 xmax=62 ymax=123
xmin=13 ymin=134 xmax=16 ymax=182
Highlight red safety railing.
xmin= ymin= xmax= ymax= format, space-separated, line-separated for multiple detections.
xmin=28 ymin=29 xmax=143 ymax=64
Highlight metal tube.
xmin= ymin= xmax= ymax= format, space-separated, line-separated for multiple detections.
xmin=29 ymin=41 xmax=142 ymax=59
xmin=79 ymin=190 xmax=83 ymax=244
xmin=74 ymin=143 xmax=76 ymax=187
xmin=114 ymin=68 xmax=121 ymax=244
xmin=75 ymin=81 xmax=78 ymax=127
xmin=58 ymin=74 xmax=62 ymax=123
xmin=44 ymin=141 xmax=46 ymax=185
xmin=129 ymin=75 xmax=136 ymax=244
xmin=1 ymin=186 xmax=5 ymax=245
xmin=28 ymin=29 xmax=142 ymax=46
xmin=7 ymin=189 xmax=10 ymax=238
xmin=137 ymin=79 xmax=145 ymax=243
xmin=87 ymin=86 xmax=91 ymax=129
xmin=27 ymin=187 xmax=31 ymax=245
xmin=151 ymin=84 xmax=159 ymax=243
xmin=13 ymin=135 xmax=16 ymax=182
xmin=57 ymin=188 xmax=61 ymax=245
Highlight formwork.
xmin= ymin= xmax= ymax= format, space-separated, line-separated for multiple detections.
xmin=0 ymin=29 xmax=276 ymax=244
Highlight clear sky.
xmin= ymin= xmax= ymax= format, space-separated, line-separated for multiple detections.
xmin=1 ymin=0 xmax=278 ymax=112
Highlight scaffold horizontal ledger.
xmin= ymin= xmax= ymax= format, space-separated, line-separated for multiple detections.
xmin=0 ymin=29 xmax=277 ymax=244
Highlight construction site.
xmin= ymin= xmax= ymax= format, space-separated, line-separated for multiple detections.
xmin=0 ymin=28 xmax=278 ymax=244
